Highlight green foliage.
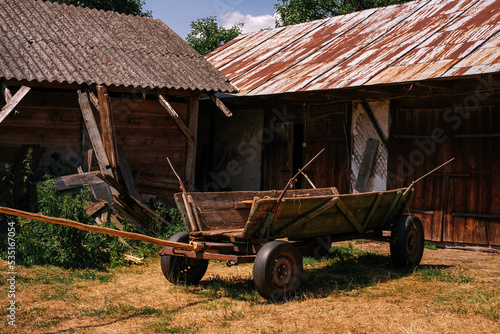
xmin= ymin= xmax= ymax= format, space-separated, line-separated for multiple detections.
xmin=13 ymin=179 xmax=127 ymax=269
xmin=47 ymin=0 xmax=151 ymax=17
xmin=275 ymin=0 xmax=411 ymax=27
xmin=186 ymin=16 xmax=243 ymax=55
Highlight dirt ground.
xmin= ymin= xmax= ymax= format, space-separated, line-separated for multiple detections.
xmin=1 ymin=241 xmax=499 ymax=333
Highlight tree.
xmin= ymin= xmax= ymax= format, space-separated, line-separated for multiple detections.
xmin=48 ymin=0 xmax=151 ymax=17
xmin=275 ymin=0 xmax=410 ymax=27
xmin=187 ymin=17 xmax=244 ymax=56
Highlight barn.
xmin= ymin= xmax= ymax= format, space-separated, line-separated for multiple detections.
xmin=0 ymin=0 xmax=235 ymax=223
xmin=203 ymin=0 xmax=500 ymax=248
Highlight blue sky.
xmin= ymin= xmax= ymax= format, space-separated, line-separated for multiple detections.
xmin=143 ymin=0 xmax=277 ymax=39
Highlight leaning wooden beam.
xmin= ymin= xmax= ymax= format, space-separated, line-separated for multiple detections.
xmin=97 ymin=86 xmax=118 ymax=179
xmin=210 ymin=95 xmax=232 ymax=117
xmin=50 ymin=171 xmax=102 ymax=191
xmin=0 ymin=206 xmax=202 ymax=251
xmin=78 ymin=90 xmax=113 ymax=177
xmin=354 ymin=138 xmax=379 ymax=193
xmin=117 ymin=146 xmax=141 ymax=201
xmin=359 ymin=101 xmax=388 ymax=150
xmin=157 ymin=93 xmax=195 ymax=145
xmin=0 ymin=85 xmax=31 ymax=123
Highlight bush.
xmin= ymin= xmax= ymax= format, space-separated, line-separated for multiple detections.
xmin=13 ymin=179 xmax=128 ymax=269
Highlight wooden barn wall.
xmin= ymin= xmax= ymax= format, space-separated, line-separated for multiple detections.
xmin=111 ymin=97 xmax=188 ymax=201
xmin=0 ymin=90 xmax=82 ymax=177
xmin=390 ymin=95 xmax=500 ymax=247
xmin=0 ymin=89 xmax=190 ymax=204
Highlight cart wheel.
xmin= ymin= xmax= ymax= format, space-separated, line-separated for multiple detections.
xmin=390 ymin=215 xmax=424 ymax=268
xmin=161 ymin=232 xmax=208 ymax=285
xmin=253 ymin=241 xmax=303 ymax=301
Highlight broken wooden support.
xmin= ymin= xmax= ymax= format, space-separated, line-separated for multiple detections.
xmin=96 ymin=86 xmax=118 ymax=179
xmin=78 ymin=90 xmax=113 ymax=177
xmin=117 ymin=146 xmax=141 ymax=201
xmin=185 ymin=97 xmax=199 ymax=191
xmin=51 ymin=171 xmax=103 ymax=191
xmin=0 ymin=85 xmax=31 ymax=123
xmin=98 ymin=173 xmax=169 ymax=229
xmin=360 ymin=101 xmax=388 ymax=150
xmin=157 ymin=93 xmax=195 ymax=145
xmin=354 ymin=138 xmax=379 ymax=193
xmin=210 ymin=95 xmax=232 ymax=117
xmin=0 ymin=206 xmax=202 ymax=251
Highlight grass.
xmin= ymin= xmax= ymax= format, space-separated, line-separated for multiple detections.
xmin=1 ymin=241 xmax=499 ymax=333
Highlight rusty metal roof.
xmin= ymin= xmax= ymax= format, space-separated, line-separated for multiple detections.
xmin=0 ymin=0 xmax=236 ymax=93
xmin=207 ymin=0 xmax=500 ymax=96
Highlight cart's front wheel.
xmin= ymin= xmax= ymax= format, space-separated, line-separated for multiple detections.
xmin=390 ymin=215 xmax=424 ymax=267
xmin=253 ymin=241 xmax=303 ymax=301
xmin=161 ymin=232 xmax=208 ymax=285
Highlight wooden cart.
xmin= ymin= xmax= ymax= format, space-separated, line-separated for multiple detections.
xmin=160 ymin=185 xmax=425 ymax=301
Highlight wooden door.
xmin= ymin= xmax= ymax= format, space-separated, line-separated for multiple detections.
xmin=262 ymin=122 xmax=293 ymax=190
xmin=305 ymin=120 xmax=349 ymax=192
xmin=391 ymin=106 xmax=500 ymax=246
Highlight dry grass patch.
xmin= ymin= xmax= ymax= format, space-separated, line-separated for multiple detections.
xmin=1 ymin=241 xmax=499 ymax=333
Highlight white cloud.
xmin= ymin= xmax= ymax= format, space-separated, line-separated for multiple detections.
xmin=220 ymin=11 xmax=275 ymax=34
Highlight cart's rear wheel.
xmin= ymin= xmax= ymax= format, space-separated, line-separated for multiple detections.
xmin=253 ymin=241 xmax=303 ymax=301
xmin=390 ymin=215 xmax=424 ymax=267
xmin=161 ymin=232 xmax=208 ymax=284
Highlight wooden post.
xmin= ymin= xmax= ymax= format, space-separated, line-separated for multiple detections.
xmin=96 ymin=86 xmax=118 ymax=179
xmin=186 ymin=97 xmax=199 ymax=191
xmin=78 ymin=90 xmax=113 ymax=177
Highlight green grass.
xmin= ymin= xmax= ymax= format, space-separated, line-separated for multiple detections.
xmin=416 ymin=267 xmax=474 ymax=283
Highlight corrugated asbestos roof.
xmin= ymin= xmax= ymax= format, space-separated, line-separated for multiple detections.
xmin=207 ymin=0 xmax=500 ymax=96
xmin=0 ymin=0 xmax=236 ymax=93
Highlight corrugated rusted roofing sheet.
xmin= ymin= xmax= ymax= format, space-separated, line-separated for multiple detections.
xmin=207 ymin=0 xmax=500 ymax=96
xmin=0 ymin=0 xmax=236 ymax=93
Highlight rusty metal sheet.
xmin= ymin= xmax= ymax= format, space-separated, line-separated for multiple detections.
xmin=207 ymin=0 xmax=500 ymax=96
xmin=0 ymin=0 xmax=236 ymax=93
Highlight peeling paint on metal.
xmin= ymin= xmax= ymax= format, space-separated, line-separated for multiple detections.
xmin=207 ymin=0 xmax=500 ymax=96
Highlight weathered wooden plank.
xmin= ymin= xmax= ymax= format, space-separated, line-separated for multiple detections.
xmin=186 ymin=97 xmax=199 ymax=190
xmin=273 ymin=196 xmax=340 ymax=237
xmin=210 ymin=95 xmax=232 ymax=117
xmin=78 ymin=90 xmax=113 ymax=177
xmin=158 ymin=94 xmax=195 ymax=145
xmin=97 ymin=86 xmax=118 ymax=176
xmin=354 ymin=138 xmax=379 ymax=192
xmin=0 ymin=86 xmax=31 ymax=123
xmin=117 ymin=146 xmax=141 ymax=200
xmin=50 ymin=171 xmax=102 ymax=191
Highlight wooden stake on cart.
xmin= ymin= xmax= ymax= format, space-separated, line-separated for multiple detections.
xmin=258 ymin=148 xmax=325 ymax=237
xmin=167 ymin=157 xmax=201 ymax=232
